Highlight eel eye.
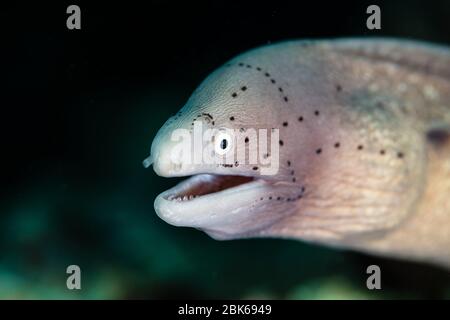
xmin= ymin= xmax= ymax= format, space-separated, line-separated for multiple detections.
xmin=220 ymin=139 xmax=228 ymax=150
xmin=215 ymin=131 xmax=233 ymax=155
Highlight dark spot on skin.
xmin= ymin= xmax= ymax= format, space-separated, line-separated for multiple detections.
xmin=230 ymin=116 xmax=235 ymax=121
xmin=357 ymin=145 xmax=363 ymax=150
xmin=334 ymin=142 xmax=340 ymax=148
xmin=290 ymin=170 xmax=295 ymax=175
xmin=271 ymin=79 xmax=276 ymax=84
xmin=283 ymin=122 xmax=288 ymax=127
xmin=284 ymin=97 xmax=289 ymax=102
xmin=246 ymin=64 xmax=252 ymax=68
xmin=265 ymin=72 xmax=270 ymax=77
xmin=260 ymin=197 xmax=263 ymax=200
xmin=336 ymin=84 xmax=342 ymax=92
xmin=235 ymin=161 xmax=239 ymax=166
xmin=397 ymin=152 xmax=404 ymax=158
xmin=279 ymin=140 xmax=284 ymax=146
xmin=231 ymin=93 xmax=237 ymax=98
xmin=241 ymin=86 xmax=247 ymax=91
xmin=212 ymin=121 xmax=215 ymax=125
xmin=297 ymin=195 xmax=302 ymax=199
xmin=253 ymin=166 xmax=258 ymax=170
xmin=314 ymin=110 xmax=320 ymax=116
xmin=245 ymin=137 xmax=249 ymax=143
xmin=202 ymin=113 xmax=213 ymax=119
xmin=269 ymin=196 xmax=272 ymax=200
xmin=301 ymin=186 xmax=305 ymax=193
xmin=240 ymin=128 xmax=245 ymax=132
xmin=238 ymin=63 xmax=244 ymax=66
xmin=256 ymin=67 xmax=262 ymax=71
xmin=263 ymin=153 xmax=270 ymax=159
xmin=298 ymin=116 xmax=303 ymax=122
xmin=287 ymin=160 xmax=291 ymax=166
xmin=316 ymin=148 xmax=322 ymax=154
xmin=279 ymin=87 xmax=283 ymax=92
xmin=380 ymin=150 xmax=386 ymax=155
xmin=277 ymin=197 xmax=281 ymax=200
xmin=292 ymin=177 xmax=296 ymax=182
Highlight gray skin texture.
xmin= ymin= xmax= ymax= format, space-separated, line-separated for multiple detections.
xmin=146 ymin=38 xmax=450 ymax=269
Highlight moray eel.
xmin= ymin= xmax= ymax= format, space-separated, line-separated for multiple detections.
xmin=144 ymin=38 xmax=450 ymax=269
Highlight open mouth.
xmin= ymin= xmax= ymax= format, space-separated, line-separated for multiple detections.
xmin=163 ymin=174 xmax=259 ymax=202
xmin=154 ymin=173 xmax=269 ymax=228
xmin=154 ymin=173 xmax=274 ymax=229
xmin=153 ymin=172 xmax=301 ymax=233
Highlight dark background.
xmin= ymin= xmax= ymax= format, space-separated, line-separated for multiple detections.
xmin=1 ymin=1 xmax=449 ymax=299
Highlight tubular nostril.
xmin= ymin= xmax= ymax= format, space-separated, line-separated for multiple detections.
xmin=142 ymin=155 xmax=154 ymax=168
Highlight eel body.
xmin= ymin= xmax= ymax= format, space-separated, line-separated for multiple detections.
xmin=144 ymin=38 xmax=450 ymax=269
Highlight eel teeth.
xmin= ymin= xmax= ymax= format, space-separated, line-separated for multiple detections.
xmin=167 ymin=194 xmax=198 ymax=201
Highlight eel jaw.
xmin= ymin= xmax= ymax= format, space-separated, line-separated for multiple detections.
xmin=154 ymin=173 xmax=299 ymax=238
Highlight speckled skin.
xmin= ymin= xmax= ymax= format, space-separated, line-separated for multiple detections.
xmin=149 ymin=38 xmax=450 ymax=269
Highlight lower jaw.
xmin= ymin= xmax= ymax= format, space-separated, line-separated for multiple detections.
xmin=153 ymin=174 xmax=301 ymax=231
xmin=154 ymin=174 xmax=271 ymax=227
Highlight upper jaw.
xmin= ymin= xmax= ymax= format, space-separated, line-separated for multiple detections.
xmin=153 ymin=173 xmax=301 ymax=237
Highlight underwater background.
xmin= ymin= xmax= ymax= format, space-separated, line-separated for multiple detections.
xmin=1 ymin=0 xmax=450 ymax=299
